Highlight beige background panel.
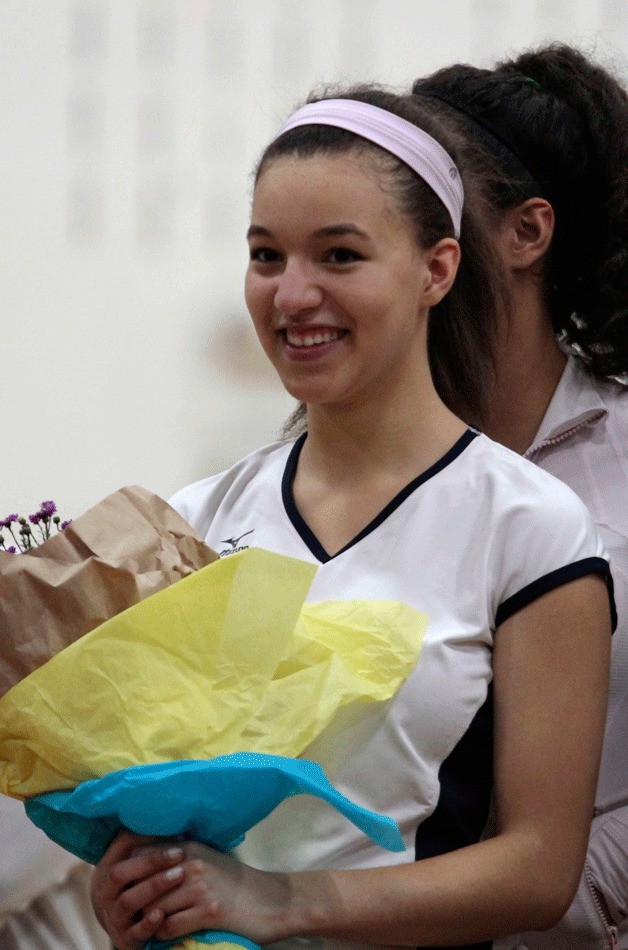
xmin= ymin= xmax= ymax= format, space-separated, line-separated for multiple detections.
xmin=1 ymin=0 xmax=626 ymax=518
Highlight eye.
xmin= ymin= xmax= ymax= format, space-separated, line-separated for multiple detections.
xmin=325 ymin=246 xmax=364 ymax=264
xmin=249 ymin=246 xmax=282 ymax=264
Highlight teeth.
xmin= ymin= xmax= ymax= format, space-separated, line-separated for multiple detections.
xmin=286 ymin=329 xmax=341 ymax=348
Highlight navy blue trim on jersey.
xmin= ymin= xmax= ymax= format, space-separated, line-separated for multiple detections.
xmin=495 ymin=556 xmax=617 ymax=631
xmin=282 ymin=428 xmax=479 ymax=564
xmin=414 ymin=685 xmax=494 ymax=950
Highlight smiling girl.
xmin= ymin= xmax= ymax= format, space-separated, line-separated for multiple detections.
xmin=90 ymin=87 xmax=615 ymax=950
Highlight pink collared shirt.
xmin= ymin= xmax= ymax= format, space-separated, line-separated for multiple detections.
xmin=524 ymin=356 xmax=628 ymax=813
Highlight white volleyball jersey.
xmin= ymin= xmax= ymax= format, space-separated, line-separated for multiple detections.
xmin=169 ymin=429 xmax=614 ymax=950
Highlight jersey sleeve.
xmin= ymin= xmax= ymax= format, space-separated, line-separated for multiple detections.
xmin=168 ymin=440 xmax=290 ymax=543
xmin=168 ymin=472 xmax=226 ymax=539
xmin=490 ymin=469 xmax=617 ymax=632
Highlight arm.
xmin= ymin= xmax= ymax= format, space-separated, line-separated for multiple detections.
xmin=92 ymin=573 xmax=611 ymax=948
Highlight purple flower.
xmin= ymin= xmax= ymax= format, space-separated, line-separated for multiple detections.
xmin=60 ymin=520 xmax=73 ymax=530
xmin=2 ymin=503 xmax=71 ymax=551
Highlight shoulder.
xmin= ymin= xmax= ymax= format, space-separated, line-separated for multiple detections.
xmin=533 ymin=363 xmax=628 ymax=545
xmin=468 ymin=435 xmax=611 ymax=623
xmin=566 ymin=357 xmax=628 ymax=439
xmin=592 ymin=372 xmax=628 ymax=435
xmin=469 ymin=432 xmax=594 ymax=527
xmin=168 ymin=440 xmax=293 ymax=537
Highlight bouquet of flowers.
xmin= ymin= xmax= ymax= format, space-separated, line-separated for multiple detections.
xmin=0 ymin=499 xmax=72 ymax=554
xmin=0 ymin=486 xmax=427 ymax=949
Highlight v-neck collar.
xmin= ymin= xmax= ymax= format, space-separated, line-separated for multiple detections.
xmin=281 ymin=428 xmax=479 ymax=563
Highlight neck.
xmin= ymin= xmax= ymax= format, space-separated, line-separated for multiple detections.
xmin=483 ymin=276 xmax=567 ymax=455
xmin=300 ymin=366 xmax=467 ymax=488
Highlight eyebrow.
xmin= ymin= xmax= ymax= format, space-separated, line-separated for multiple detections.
xmin=313 ymin=224 xmax=370 ymax=240
xmin=246 ymin=225 xmax=271 ymax=239
xmin=246 ymin=223 xmax=371 ymax=241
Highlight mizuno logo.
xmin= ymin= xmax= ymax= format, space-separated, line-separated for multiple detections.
xmin=218 ymin=529 xmax=254 ymax=556
xmin=221 ymin=530 xmax=254 ymax=549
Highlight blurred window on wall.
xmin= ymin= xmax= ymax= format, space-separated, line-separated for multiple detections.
xmin=205 ymin=11 xmax=244 ymax=79
xmin=272 ymin=7 xmax=312 ymax=83
xmin=339 ymin=1 xmax=377 ymax=76
xmin=66 ymin=3 xmax=108 ymax=249
xmin=203 ymin=7 xmax=246 ymax=251
xmin=67 ymin=94 xmax=106 ymax=150
xmin=205 ymin=193 xmax=240 ymax=245
xmin=135 ymin=3 xmax=178 ymax=251
xmin=205 ymin=101 xmax=245 ymax=168
xmin=137 ymin=97 xmax=176 ymax=157
xmin=136 ymin=175 xmax=176 ymax=248
xmin=69 ymin=1 xmax=108 ymax=60
xmin=470 ymin=0 xmax=516 ymax=56
xmin=66 ymin=176 xmax=106 ymax=247
xmin=137 ymin=2 xmax=176 ymax=68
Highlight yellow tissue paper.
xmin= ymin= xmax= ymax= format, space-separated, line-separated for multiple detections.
xmin=0 ymin=547 xmax=427 ymax=799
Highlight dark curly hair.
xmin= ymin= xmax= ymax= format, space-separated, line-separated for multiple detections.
xmin=413 ymin=44 xmax=628 ymax=379
xmin=255 ymin=85 xmax=505 ymax=433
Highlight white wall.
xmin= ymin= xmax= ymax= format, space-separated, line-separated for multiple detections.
xmin=2 ymin=0 xmax=626 ymax=520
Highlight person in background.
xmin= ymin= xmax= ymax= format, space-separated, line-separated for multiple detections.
xmin=413 ymin=42 xmax=628 ymax=950
xmin=0 ymin=795 xmax=110 ymax=949
xmin=89 ymin=83 xmax=613 ymax=950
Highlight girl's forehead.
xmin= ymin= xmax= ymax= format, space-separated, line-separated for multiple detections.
xmin=251 ymin=151 xmax=397 ymax=222
xmin=257 ymin=150 xmax=385 ymax=190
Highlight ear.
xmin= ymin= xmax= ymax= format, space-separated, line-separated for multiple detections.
xmin=498 ymin=198 xmax=555 ymax=271
xmin=421 ymin=237 xmax=461 ymax=307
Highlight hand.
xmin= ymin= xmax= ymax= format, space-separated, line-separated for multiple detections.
xmin=91 ymin=831 xmax=298 ymax=948
xmin=90 ymin=829 xmax=188 ymax=950
xmin=145 ymin=840 xmax=295 ymax=945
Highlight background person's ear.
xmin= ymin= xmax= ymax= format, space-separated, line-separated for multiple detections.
xmin=499 ymin=198 xmax=555 ymax=271
xmin=422 ymin=238 xmax=461 ymax=306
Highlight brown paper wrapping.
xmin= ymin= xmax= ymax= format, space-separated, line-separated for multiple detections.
xmin=0 ymin=485 xmax=217 ymax=695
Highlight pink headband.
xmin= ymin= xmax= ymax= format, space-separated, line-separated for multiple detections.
xmin=275 ymin=99 xmax=464 ymax=238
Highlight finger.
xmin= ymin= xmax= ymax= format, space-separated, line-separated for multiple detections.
xmin=101 ymin=828 xmax=161 ymax=867
xmin=155 ymin=904 xmax=219 ymax=943
xmin=120 ymin=905 xmax=166 ymax=949
xmin=97 ymin=844 xmax=184 ymax=914
xmin=148 ymin=881 xmax=196 ymax=918
xmin=110 ymin=846 xmax=185 ymax=891
xmin=113 ymin=865 xmax=186 ymax=924
xmin=131 ymin=836 xmax=185 ymax=859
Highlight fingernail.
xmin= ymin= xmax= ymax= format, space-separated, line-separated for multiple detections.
xmin=166 ymin=847 xmax=184 ymax=861
xmin=164 ymin=865 xmax=183 ymax=880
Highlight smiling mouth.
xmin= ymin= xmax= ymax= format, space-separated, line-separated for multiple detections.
xmin=283 ymin=328 xmax=346 ymax=348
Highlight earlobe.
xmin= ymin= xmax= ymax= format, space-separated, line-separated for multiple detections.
xmin=422 ymin=238 xmax=461 ymax=306
xmin=504 ymin=198 xmax=555 ymax=270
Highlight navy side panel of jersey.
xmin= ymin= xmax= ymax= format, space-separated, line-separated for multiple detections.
xmin=415 ymin=686 xmax=494 ymax=950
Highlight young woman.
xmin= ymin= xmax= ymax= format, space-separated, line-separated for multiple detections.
xmin=412 ymin=43 xmax=628 ymax=950
xmin=90 ymin=86 xmax=614 ymax=950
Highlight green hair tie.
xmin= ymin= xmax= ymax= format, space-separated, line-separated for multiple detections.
xmin=523 ymin=76 xmax=542 ymax=89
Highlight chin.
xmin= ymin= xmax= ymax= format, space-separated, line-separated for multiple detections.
xmin=281 ymin=380 xmax=329 ymax=405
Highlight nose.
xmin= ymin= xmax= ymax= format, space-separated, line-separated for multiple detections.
xmin=273 ymin=257 xmax=323 ymax=317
